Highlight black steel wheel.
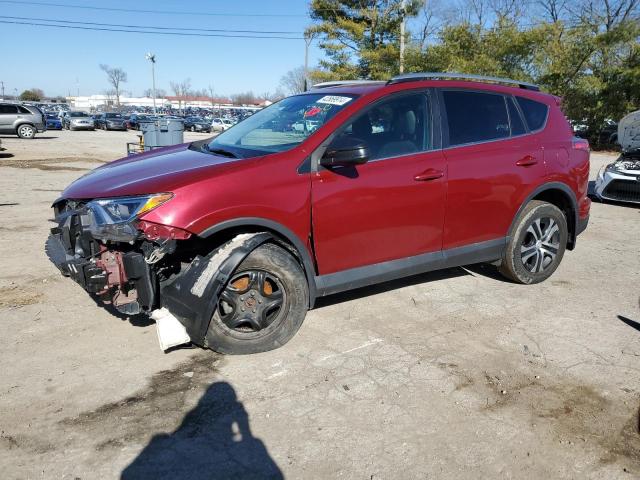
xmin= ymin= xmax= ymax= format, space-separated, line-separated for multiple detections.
xmin=206 ymin=243 xmax=308 ymax=354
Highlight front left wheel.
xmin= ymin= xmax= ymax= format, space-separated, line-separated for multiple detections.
xmin=205 ymin=243 xmax=309 ymax=354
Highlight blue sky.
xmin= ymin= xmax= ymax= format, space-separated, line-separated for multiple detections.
xmin=0 ymin=0 xmax=323 ymax=98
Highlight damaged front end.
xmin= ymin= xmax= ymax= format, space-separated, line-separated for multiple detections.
xmin=594 ymin=152 xmax=640 ymax=204
xmin=46 ymin=196 xmax=273 ymax=350
xmin=46 ymin=194 xmax=183 ymax=316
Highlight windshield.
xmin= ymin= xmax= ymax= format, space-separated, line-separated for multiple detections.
xmin=190 ymin=117 xmax=204 ymax=122
xmin=105 ymin=113 xmax=122 ymax=118
xmin=69 ymin=112 xmax=89 ymax=117
xmin=206 ymin=93 xmax=357 ymax=158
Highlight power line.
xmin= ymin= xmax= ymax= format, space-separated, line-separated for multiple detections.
xmin=0 ymin=15 xmax=301 ymax=34
xmin=0 ymin=0 xmax=308 ymax=17
xmin=0 ymin=19 xmax=305 ymax=39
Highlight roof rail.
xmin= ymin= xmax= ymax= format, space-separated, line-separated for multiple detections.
xmin=311 ymin=80 xmax=384 ymax=89
xmin=388 ymin=72 xmax=540 ymax=91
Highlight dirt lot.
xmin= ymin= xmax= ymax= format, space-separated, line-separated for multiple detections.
xmin=0 ymin=129 xmax=638 ymax=479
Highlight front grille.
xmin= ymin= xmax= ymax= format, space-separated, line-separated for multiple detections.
xmin=603 ymin=179 xmax=640 ymax=202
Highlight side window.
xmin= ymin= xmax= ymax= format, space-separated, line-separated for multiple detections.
xmin=515 ymin=97 xmax=548 ymax=131
xmin=443 ymin=90 xmax=510 ymax=146
xmin=0 ymin=105 xmax=18 ymax=114
xmin=333 ymin=93 xmax=429 ymax=161
xmin=18 ymin=106 xmax=31 ymax=114
xmin=507 ymin=97 xmax=526 ymax=135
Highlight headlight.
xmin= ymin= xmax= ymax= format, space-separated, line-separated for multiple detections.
xmin=88 ymin=193 xmax=173 ymax=225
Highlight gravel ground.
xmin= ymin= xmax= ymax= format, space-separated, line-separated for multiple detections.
xmin=0 ymin=129 xmax=638 ymax=479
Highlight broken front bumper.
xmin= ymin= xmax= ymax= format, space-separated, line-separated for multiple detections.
xmin=46 ymin=204 xmax=275 ymax=349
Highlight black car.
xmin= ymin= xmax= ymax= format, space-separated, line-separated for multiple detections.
xmin=95 ymin=112 xmax=127 ymax=131
xmin=127 ymin=114 xmax=155 ymax=130
xmin=183 ymin=116 xmax=211 ymax=133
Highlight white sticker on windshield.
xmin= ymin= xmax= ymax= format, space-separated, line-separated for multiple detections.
xmin=316 ymin=95 xmax=352 ymax=106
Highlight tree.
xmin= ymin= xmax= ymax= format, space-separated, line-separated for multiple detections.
xmin=19 ymin=88 xmax=44 ymax=101
xmin=230 ymin=91 xmax=258 ymax=105
xmin=170 ymin=79 xmax=192 ymax=114
xmin=280 ymin=66 xmax=307 ymax=94
xmin=99 ymin=64 xmax=127 ymax=107
xmin=307 ymin=0 xmax=423 ymax=80
xmin=143 ymin=88 xmax=166 ymax=98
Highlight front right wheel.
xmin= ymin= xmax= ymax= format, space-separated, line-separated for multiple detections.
xmin=205 ymin=243 xmax=309 ymax=355
xmin=499 ymin=200 xmax=568 ymax=284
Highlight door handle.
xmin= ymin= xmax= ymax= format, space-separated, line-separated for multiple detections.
xmin=516 ymin=155 xmax=538 ymax=167
xmin=414 ymin=169 xmax=444 ymax=181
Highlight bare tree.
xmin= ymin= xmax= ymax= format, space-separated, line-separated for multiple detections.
xmin=170 ymin=78 xmax=192 ymax=114
xmin=143 ymin=88 xmax=166 ymax=98
xmin=230 ymin=91 xmax=258 ymax=105
xmin=280 ymin=66 xmax=307 ymax=95
xmin=536 ymin=0 xmax=570 ymax=22
xmin=99 ymin=64 xmax=127 ymax=108
xmin=207 ymin=84 xmax=216 ymax=108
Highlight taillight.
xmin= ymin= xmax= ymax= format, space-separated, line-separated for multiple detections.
xmin=572 ymin=137 xmax=590 ymax=151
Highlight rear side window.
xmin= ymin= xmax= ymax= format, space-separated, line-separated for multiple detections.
xmin=515 ymin=97 xmax=548 ymax=131
xmin=507 ymin=97 xmax=526 ymax=135
xmin=0 ymin=105 xmax=18 ymax=114
xmin=442 ymin=90 xmax=509 ymax=146
xmin=18 ymin=106 xmax=31 ymax=114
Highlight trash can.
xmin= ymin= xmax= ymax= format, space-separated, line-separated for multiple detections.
xmin=140 ymin=117 xmax=184 ymax=151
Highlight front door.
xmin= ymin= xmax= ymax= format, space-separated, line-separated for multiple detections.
xmin=311 ymin=91 xmax=446 ymax=275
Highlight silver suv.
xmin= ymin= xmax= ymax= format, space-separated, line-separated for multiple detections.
xmin=0 ymin=103 xmax=46 ymax=138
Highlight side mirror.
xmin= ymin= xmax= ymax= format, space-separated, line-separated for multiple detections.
xmin=320 ymin=136 xmax=370 ymax=168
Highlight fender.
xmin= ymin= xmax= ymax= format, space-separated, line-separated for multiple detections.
xmin=161 ymin=232 xmax=275 ymax=346
xmin=508 ymin=181 xmax=578 ymax=247
xmin=199 ymin=217 xmax=318 ymax=307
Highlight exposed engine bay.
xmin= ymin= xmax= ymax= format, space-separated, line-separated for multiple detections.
xmin=46 ymin=198 xmax=191 ymax=316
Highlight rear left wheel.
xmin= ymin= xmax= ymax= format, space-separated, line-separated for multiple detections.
xmin=205 ymin=243 xmax=308 ymax=354
xmin=17 ymin=124 xmax=36 ymax=139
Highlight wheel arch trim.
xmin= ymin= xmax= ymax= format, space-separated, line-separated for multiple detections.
xmin=199 ymin=217 xmax=318 ymax=306
xmin=509 ymin=181 xmax=578 ymax=249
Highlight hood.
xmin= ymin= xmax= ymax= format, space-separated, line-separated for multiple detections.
xmin=61 ymin=143 xmax=244 ymax=199
xmin=618 ymin=110 xmax=640 ymax=151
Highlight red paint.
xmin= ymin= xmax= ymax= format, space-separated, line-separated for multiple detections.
xmin=60 ymin=79 xmax=589 ymax=277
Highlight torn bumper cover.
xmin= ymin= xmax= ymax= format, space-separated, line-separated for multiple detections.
xmin=159 ymin=233 xmax=273 ymax=346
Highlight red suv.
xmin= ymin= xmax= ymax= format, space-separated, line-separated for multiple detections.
xmin=46 ymin=73 xmax=590 ymax=354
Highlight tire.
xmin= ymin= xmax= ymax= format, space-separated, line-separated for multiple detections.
xmin=499 ymin=200 xmax=568 ymax=284
xmin=190 ymin=125 xmax=196 ymax=132
xmin=16 ymin=124 xmax=36 ymax=139
xmin=205 ymin=243 xmax=309 ymax=354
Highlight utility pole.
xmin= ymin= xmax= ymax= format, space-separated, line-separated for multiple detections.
xmin=145 ymin=53 xmax=157 ymax=115
xmin=399 ymin=0 xmax=406 ymax=74
xmin=304 ymin=33 xmax=312 ymax=91
xmin=0 ymin=80 xmax=4 ymax=99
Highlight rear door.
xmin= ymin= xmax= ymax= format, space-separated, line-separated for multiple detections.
xmin=439 ymin=89 xmax=546 ymax=249
xmin=0 ymin=104 xmax=19 ymax=130
xmin=311 ymin=90 xmax=447 ymax=275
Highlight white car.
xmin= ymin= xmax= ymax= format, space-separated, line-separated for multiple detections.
xmin=594 ymin=110 xmax=640 ymax=204
xmin=211 ymin=118 xmax=233 ymax=132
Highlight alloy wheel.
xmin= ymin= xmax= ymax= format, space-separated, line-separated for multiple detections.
xmin=520 ymin=217 xmax=560 ymax=273
xmin=18 ymin=125 xmax=34 ymax=138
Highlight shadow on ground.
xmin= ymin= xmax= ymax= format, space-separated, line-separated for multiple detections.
xmin=121 ymin=381 xmax=283 ymax=480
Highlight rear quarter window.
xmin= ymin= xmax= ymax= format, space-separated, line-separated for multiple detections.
xmin=515 ymin=97 xmax=549 ymax=131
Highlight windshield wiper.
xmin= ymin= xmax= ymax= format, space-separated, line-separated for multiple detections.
xmin=205 ymin=146 xmax=238 ymax=158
